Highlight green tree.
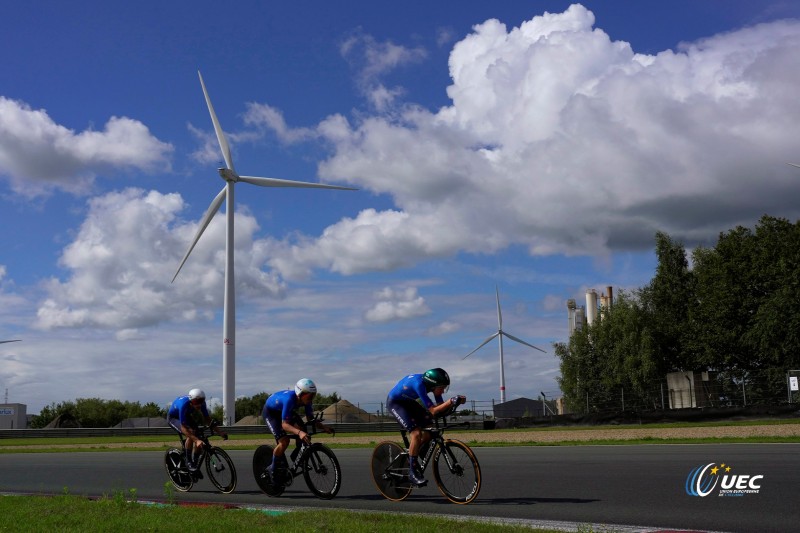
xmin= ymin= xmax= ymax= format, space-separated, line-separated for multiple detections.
xmin=745 ymin=216 xmax=800 ymax=369
xmin=313 ymin=391 xmax=340 ymax=412
xmin=555 ymin=321 xmax=605 ymax=413
xmin=690 ymin=226 xmax=759 ymax=370
xmin=30 ymin=401 xmax=75 ymax=428
xmin=639 ymin=232 xmax=696 ymax=373
xmin=235 ymin=392 xmax=270 ymax=419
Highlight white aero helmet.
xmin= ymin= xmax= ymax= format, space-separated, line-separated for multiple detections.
xmin=188 ymin=388 xmax=206 ymax=401
xmin=295 ymin=378 xmax=317 ymax=397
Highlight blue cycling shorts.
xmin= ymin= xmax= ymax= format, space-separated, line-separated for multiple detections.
xmin=262 ymin=406 xmax=304 ymax=441
xmin=386 ymin=397 xmax=432 ymax=432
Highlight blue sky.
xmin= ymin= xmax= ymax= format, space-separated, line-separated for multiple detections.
xmin=2 ymin=1 xmax=800 ymax=416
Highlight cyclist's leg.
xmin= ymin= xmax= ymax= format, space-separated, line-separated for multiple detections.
xmin=168 ymin=417 xmax=191 ymax=465
xmin=263 ymin=408 xmax=290 ymax=477
xmin=387 ymin=399 xmax=427 ymax=486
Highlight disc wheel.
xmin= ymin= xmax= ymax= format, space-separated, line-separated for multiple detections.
xmin=370 ymin=441 xmax=411 ymax=501
xmin=432 ymin=439 xmax=481 ymax=504
xmin=206 ymin=447 xmax=237 ymax=494
xmin=164 ymin=448 xmax=193 ymax=492
xmin=252 ymin=444 xmax=285 ymax=497
xmin=301 ymin=443 xmax=342 ymax=500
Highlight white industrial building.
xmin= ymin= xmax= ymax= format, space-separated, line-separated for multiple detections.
xmin=0 ymin=403 xmax=27 ymax=429
xmin=567 ymin=286 xmax=614 ymax=335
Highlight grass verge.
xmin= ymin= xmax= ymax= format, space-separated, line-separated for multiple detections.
xmin=0 ymin=492 xmax=551 ymax=532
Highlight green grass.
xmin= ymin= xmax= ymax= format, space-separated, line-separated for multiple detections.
xmin=0 ymin=493 xmax=554 ymax=532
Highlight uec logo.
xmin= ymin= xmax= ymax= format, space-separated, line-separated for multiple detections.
xmin=686 ymin=463 xmax=763 ymax=497
xmin=686 ymin=463 xmax=720 ymax=497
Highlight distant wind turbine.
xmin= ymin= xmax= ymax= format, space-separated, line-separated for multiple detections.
xmin=172 ymin=71 xmax=357 ymax=426
xmin=0 ymin=340 xmax=21 ymax=344
xmin=463 ymin=286 xmax=546 ymax=404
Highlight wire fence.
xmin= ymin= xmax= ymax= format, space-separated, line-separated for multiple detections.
xmin=564 ymin=368 xmax=800 ymax=415
xmin=315 ymin=399 xmax=505 ymax=423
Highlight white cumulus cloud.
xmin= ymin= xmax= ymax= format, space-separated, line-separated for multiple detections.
xmin=35 ymin=188 xmax=285 ymax=332
xmin=0 ymin=97 xmax=173 ymax=197
xmin=364 ymin=285 xmax=430 ymax=323
xmin=259 ymin=4 xmax=800 ymax=277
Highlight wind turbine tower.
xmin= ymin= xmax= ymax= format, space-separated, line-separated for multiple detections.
xmin=463 ymin=287 xmax=545 ymax=404
xmin=172 ymin=72 xmax=356 ymax=426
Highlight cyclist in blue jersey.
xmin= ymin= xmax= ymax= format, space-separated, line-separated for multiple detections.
xmin=387 ymin=368 xmax=466 ymax=486
xmin=262 ymin=378 xmax=334 ymax=480
xmin=167 ymin=388 xmax=228 ymax=471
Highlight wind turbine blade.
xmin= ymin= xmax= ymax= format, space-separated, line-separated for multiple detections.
xmin=462 ymin=332 xmax=500 ymax=360
xmin=0 ymin=340 xmax=21 ymax=344
xmin=172 ymin=186 xmax=226 ymax=283
xmin=239 ymin=175 xmax=357 ymax=190
xmin=198 ymin=71 xmax=235 ymax=173
xmin=495 ymin=285 xmax=503 ymax=329
xmin=503 ymin=331 xmax=547 ymax=353
xmin=788 ymin=163 xmax=800 ymax=168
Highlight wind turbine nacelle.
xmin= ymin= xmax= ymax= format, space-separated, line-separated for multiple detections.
xmin=218 ymin=168 xmax=239 ymax=182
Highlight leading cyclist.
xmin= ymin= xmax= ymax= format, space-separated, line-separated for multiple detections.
xmin=386 ymin=368 xmax=466 ymax=486
xmin=262 ymin=378 xmax=334 ymax=481
xmin=167 ymin=388 xmax=228 ymax=471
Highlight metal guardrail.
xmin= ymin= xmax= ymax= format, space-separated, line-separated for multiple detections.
xmin=0 ymin=420 xmax=486 ymax=439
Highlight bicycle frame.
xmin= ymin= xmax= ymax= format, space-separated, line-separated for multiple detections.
xmin=177 ymin=424 xmax=219 ymax=455
xmin=371 ymin=406 xmax=481 ymax=504
xmin=253 ymin=411 xmax=342 ymax=499
xmin=398 ymin=415 xmax=470 ymax=476
xmin=165 ymin=423 xmax=236 ymax=493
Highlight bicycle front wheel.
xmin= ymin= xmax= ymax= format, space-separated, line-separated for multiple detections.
xmin=164 ymin=448 xmax=193 ymax=492
xmin=252 ymin=444 xmax=285 ymax=497
xmin=302 ymin=443 xmax=342 ymax=499
xmin=205 ymin=447 xmax=237 ymax=493
xmin=370 ymin=441 xmax=411 ymax=501
xmin=432 ymin=439 xmax=481 ymax=504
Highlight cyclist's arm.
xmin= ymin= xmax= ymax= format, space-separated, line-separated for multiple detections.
xmin=430 ymin=395 xmax=466 ymax=417
xmin=311 ymin=417 xmax=335 ymax=435
xmin=429 ymin=401 xmax=454 ymax=418
xmin=281 ymin=418 xmax=311 ymax=442
xmin=178 ymin=403 xmax=200 ymax=440
xmin=207 ymin=418 xmax=228 ymax=439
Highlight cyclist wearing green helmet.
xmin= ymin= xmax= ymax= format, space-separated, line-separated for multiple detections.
xmin=386 ymin=368 xmax=466 ymax=486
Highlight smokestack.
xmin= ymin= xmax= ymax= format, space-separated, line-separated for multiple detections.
xmin=567 ymin=299 xmax=576 ymax=335
xmin=586 ymin=289 xmax=598 ymax=326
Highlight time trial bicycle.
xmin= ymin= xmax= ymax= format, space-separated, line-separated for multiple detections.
xmin=252 ymin=412 xmax=341 ymax=500
xmin=164 ymin=423 xmax=237 ymax=494
xmin=371 ymin=407 xmax=481 ymax=504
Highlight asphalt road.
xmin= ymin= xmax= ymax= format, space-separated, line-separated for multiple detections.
xmin=1 ymin=444 xmax=798 ymax=532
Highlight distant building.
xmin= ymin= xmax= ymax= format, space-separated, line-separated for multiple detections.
xmin=493 ymin=397 xmax=548 ymax=418
xmin=0 ymin=403 xmax=27 ymax=429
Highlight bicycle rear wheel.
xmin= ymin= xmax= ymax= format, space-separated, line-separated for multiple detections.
xmin=370 ymin=441 xmax=412 ymax=501
xmin=301 ymin=443 xmax=342 ymax=499
xmin=206 ymin=447 xmax=237 ymax=493
xmin=432 ymin=439 xmax=481 ymax=504
xmin=164 ymin=448 xmax=193 ymax=492
xmin=252 ymin=444 xmax=285 ymax=497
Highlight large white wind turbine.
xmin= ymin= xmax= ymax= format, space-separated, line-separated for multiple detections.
xmin=463 ymin=286 xmax=546 ymax=404
xmin=172 ymin=71 xmax=356 ymax=426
